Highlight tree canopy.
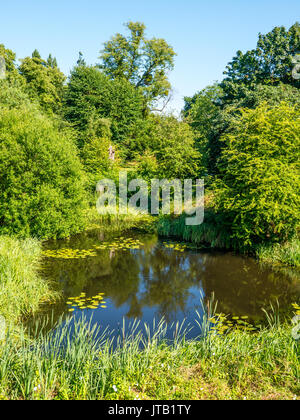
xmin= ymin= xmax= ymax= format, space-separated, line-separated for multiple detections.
xmin=99 ymin=21 xmax=176 ymax=106
xmin=221 ymin=23 xmax=300 ymax=102
xmin=19 ymin=51 xmax=66 ymax=114
xmin=64 ymin=64 xmax=144 ymax=148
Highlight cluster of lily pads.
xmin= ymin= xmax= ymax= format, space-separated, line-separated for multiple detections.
xmin=42 ymin=238 xmax=146 ymax=260
xmin=42 ymin=248 xmax=97 ymax=259
xmin=66 ymin=292 xmax=107 ymax=312
xmin=92 ymin=237 xmax=144 ymax=251
xmin=162 ymin=242 xmax=188 ymax=252
xmin=209 ymin=314 xmax=257 ymax=334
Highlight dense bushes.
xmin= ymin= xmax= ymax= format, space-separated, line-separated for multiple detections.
xmin=0 ymin=94 xmax=87 ymax=239
xmin=213 ymin=103 xmax=300 ymax=249
xmin=131 ymin=115 xmax=201 ymax=180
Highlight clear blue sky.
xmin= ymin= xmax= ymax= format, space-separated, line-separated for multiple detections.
xmin=1 ymin=0 xmax=299 ymax=112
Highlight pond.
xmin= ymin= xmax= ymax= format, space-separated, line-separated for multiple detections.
xmin=29 ymin=229 xmax=300 ymax=339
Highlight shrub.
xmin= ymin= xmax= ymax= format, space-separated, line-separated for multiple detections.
xmin=0 ymin=100 xmax=88 ymax=239
xmin=130 ymin=115 xmax=201 ymax=180
xmin=213 ymin=102 xmax=300 ymax=249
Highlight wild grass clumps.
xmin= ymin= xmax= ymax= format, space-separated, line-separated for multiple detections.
xmin=158 ymin=212 xmax=300 ymax=268
xmin=0 ymin=315 xmax=298 ymax=400
xmin=157 ymin=210 xmax=233 ymax=250
xmin=85 ymin=207 xmax=157 ymax=234
xmin=257 ymin=238 xmax=300 ymax=268
xmin=0 ymin=236 xmax=56 ymax=326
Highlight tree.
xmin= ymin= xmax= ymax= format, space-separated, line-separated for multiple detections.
xmin=131 ymin=115 xmax=201 ymax=180
xmin=213 ymin=103 xmax=300 ymax=249
xmin=19 ymin=51 xmax=66 ymax=113
xmin=81 ymin=115 xmax=119 ymax=183
xmin=0 ymin=44 xmax=23 ymax=83
xmin=222 ymin=23 xmax=300 ymax=102
xmin=64 ymin=64 xmax=143 ymax=148
xmin=99 ymin=21 xmax=176 ymax=107
xmin=0 ymin=93 xmax=87 ymax=239
xmin=184 ymin=82 xmax=300 ymax=176
xmin=183 ymin=84 xmax=226 ymax=175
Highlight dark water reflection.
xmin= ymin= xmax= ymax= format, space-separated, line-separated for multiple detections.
xmin=31 ymin=230 xmax=300 ymax=338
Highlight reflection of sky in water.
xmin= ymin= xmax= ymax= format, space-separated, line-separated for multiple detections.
xmin=29 ymin=230 xmax=300 ymax=339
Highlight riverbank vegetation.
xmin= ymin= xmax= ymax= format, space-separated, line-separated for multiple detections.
xmin=0 ymin=312 xmax=298 ymax=400
xmin=0 ymin=21 xmax=299 ymax=400
xmin=0 ymin=236 xmax=56 ymax=328
xmin=1 ymin=22 xmax=299 ymax=262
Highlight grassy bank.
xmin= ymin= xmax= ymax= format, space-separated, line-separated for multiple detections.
xmin=158 ymin=213 xmax=300 ymax=268
xmin=84 ymin=207 xmax=157 ymax=234
xmin=0 ymin=236 xmax=57 ymax=328
xmin=0 ymin=314 xmax=298 ymax=400
xmin=0 ymin=224 xmax=298 ymax=401
xmin=257 ymin=238 xmax=300 ymax=268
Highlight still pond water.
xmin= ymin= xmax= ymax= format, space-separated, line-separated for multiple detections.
xmin=30 ymin=229 xmax=300 ymax=338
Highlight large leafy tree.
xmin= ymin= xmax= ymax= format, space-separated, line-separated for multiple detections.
xmin=19 ymin=50 xmax=66 ymax=114
xmin=99 ymin=21 xmax=176 ymax=107
xmin=222 ymin=23 xmax=300 ymax=102
xmin=64 ymin=63 xmax=143 ymax=148
xmin=184 ymin=82 xmax=300 ymax=176
xmin=0 ymin=84 xmax=87 ymax=239
xmin=213 ymin=103 xmax=300 ymax=249
xmin=183 ymin=84 xmax=226 ymax=175
xmin=0 ymin=44 xmax=24 ymax=83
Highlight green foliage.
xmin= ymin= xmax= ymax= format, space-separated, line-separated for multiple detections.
xmin=213 ymin=103 xmax=300 ymax=249
xmin=222 ymin=23 xmax=300 ymax=102
xmin=81 ymin=116 xmax=120 ymax=195
xmin=229 ymin=82 xmax=300 ymax=109
xmin=0 ymin=78 xmax=33 ymax=109
xmin=183 ymin=84 xmax=226 ymax=175
xmin=184 ymin=82 xmax=300 ymax=176
xmin=0 ymin=315 xmax=298 ymax=400
xmin=0 ymin=96 xmax=88 ymax=239
xmin=19 ymin=52 xmax=66 ymax=114
xmin=0 ymin=44 xmax=24 ymax=83
xmin=99 ymin=21 xmax=176 ymax=105
xmin=0 ymin=236 xmax=56 ymax=326
xmin=131 ymin=114 xmax=201 ymax=179
xmin=64 ymin=64 xmax=143 ymax=147
xmin=133 ymin=152 xmax=159 ymax=184
xmin=257 ymin=237 xmax=300 ymax=268
xmin=81 ymin=116 xmax=112 ymax=175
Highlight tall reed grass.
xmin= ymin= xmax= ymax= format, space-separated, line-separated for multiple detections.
xmin=257 ymin=237 xmax=300 ymax=268
xmin=0 ymin=236 xmax=56 ymax=327
xmin=158 ymin=210 xmax=233 ymax=250
xmin=84 ymin=207 xmax=156 ymax=234
xmin=0 ymin=307 xmax=298 ymax=400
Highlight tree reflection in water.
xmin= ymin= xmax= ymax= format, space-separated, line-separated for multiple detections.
xmin=32 ymin=230 xmax=299 ymax=335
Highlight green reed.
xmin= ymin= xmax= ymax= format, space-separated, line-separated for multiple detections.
xmin=0 ymin=302 xmax=298 ymax=400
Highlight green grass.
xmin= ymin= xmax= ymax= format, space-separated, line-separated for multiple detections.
xmin=0 ymin=233 xmax=298 ymax=400
xmin=84 ymin=207 xmax=157 ymax=234
xmin=257 ymin=238 xmax=300 ymax=268
xmin=157 ymin=211 xmax=234 ymax=250
xmin=158 ymin=213 xmax=300 ymax=268
xmin=0 ymin=236 xmax=57 ymax=328
xmin=0 ymin=313 xmax=298 ymax=400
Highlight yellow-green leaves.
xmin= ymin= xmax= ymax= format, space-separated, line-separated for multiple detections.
xmin=67 ymin=293 xmax=107 ymax=312
xmin=42 ymin=248 xmax=97 ymax=259
xmin=42 ymin=238 xmax=146 ymax=260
